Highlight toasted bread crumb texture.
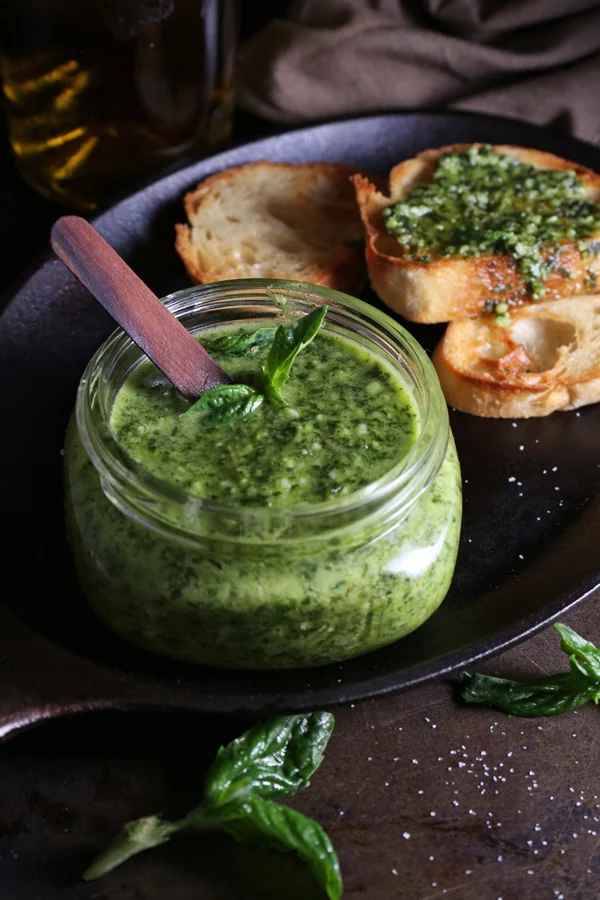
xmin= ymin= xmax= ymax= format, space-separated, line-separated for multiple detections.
xmin=353 ymin=145 xmax=600 ymax=323
xmin=175 ymin=161 xmax=366 ymax=294
xmin=433 ymin=295 xmax=600 ymax=417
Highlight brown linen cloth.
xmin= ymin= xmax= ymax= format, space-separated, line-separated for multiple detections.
xmin=238 ymin=0 xmax=600 ymax=143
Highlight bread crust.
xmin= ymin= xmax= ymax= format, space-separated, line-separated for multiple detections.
xmin=432 ymin=295 xmax=600 ymax=417
xmin=353 ymin=144 xmax=600 ymax=323
xmin=175 ymin=160 xmax=369 ymax=295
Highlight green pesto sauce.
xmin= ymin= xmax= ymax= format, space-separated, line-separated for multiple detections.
xmin=110 ymin=327 xmax=419 ymax=508
xmin=65 ymin=320 xmax=462 ymax=669
xmin=383 ymin=145 xmax=600 ymax=299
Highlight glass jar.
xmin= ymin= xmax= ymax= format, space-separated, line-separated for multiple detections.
xmin=64 ymin=280 xmax=462 ymax=669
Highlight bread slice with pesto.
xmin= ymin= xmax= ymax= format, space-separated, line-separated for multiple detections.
xmin=175 ymin=161 xmax=368 ymax=294
xmin=432 ymin=295 xmax=600 ymax=417
xmin=352 ymin=144 xmax=600 ymax=323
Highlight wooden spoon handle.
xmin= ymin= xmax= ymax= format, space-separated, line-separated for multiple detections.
xmin=51 ymin=216 xmax=229 ymax=399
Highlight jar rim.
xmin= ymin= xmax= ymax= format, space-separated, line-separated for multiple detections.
xmin=76 ymin=279 xmax=448 ymax=544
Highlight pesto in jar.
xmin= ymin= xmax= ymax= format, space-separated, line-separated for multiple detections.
xmin=110 ymin=328 xmax=419 ymax=506
xmin=383 ymin=145 xmax=600 ymax=299
xmin=65 ymin=313 xmax=461 ymax=669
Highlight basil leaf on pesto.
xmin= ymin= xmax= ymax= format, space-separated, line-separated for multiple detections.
xmin=383 ymin=145 xmax=600 ymax=300
xmin=205 ymin=712 xmax=335 ymax=807
xmin=184 ymin=308 xmax=327 ymax=425
xmin=83 ymin=713 xmax=342 ymax=899
xmin=184 ymin=383 xmax=263 ymax=425
xmin=202 ymin=327 xmax=277 ymax=357
xmin=221 ymin=796 xmax=342 ymax=900
xmin=262 ymin=304 xmax=328 ymax=399
xmin=461 ymin=623 xmax=600 ymax=717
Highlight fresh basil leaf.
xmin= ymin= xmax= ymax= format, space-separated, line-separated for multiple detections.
xmin=83 ymin=713 xmax=340 ymax=897
xmin=556 ymin=623 xmax=600 ymax=680
xmin=460 ymin=624 xmax=600 ymax=717
xmin=184 ymin=383 xmax=263 ymax=426
xmin=203 ymin=327 xmax=277 ymax=358
xmin=221 ymin=796 xmax=342 ymax=900
xmin=205 ymin=712 xmax=335 ymax=808
xmin=460 ymin=670 xmax=600 ymax=717
xmin=262 ymin=305 xmax=328 ymax=396
xmin=83 ymin=815 xmax=176 ymax=881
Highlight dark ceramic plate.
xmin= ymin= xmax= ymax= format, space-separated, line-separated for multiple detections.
xmin=1 ymin=111 xmax=599 ymax=737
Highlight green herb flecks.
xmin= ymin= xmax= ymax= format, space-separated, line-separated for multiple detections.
xmin=493 ymin=302 xmax=511 ymax=328
xmin=202 ymin=327 xmax=277 ymax=357
xmin=460 ymin=624 xmax=600 ymax=717
xmin=184 ymin=383 xmax=263 ymax=426
xmin=483 ymin=299 xmax=511 ymax=327
xmin=83 ymin=713 xmax=342 ymax=900
xmin=383 ymin=145 xmax=600 ymax=300
xmin=261 ymin=303 xmax=328 ymax=403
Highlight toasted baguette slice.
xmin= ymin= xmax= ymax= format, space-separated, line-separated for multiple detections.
xmin=352 ymin=144 xmax=600 ymax=323
xmin=175 ymin=161 xmax=368 ymax=294
xmin=432 ymin=295 xmax=600 ymax=417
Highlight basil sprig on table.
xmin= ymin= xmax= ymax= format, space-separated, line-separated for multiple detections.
xmin=461 ymin=624 xmax=600 ymax=717
xmin=83 ymin=712 xmax=342 ymax=900
xmin=185 ymin=304 xmax=328 ymax=425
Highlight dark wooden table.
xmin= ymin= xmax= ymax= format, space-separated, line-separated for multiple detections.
xmin=0 ymin=118 xmax=598 ymax=900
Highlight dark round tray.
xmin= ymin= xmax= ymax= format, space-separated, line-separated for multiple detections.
xmin=1 ymin=111 xmax=599 ymax=735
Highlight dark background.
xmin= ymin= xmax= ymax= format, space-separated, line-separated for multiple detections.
xmin=1 ymin=4 xmax=599 ymax=899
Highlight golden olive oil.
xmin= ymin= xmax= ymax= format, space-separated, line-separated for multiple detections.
xmin=0 ymin=0 xmax=237 ymax=209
